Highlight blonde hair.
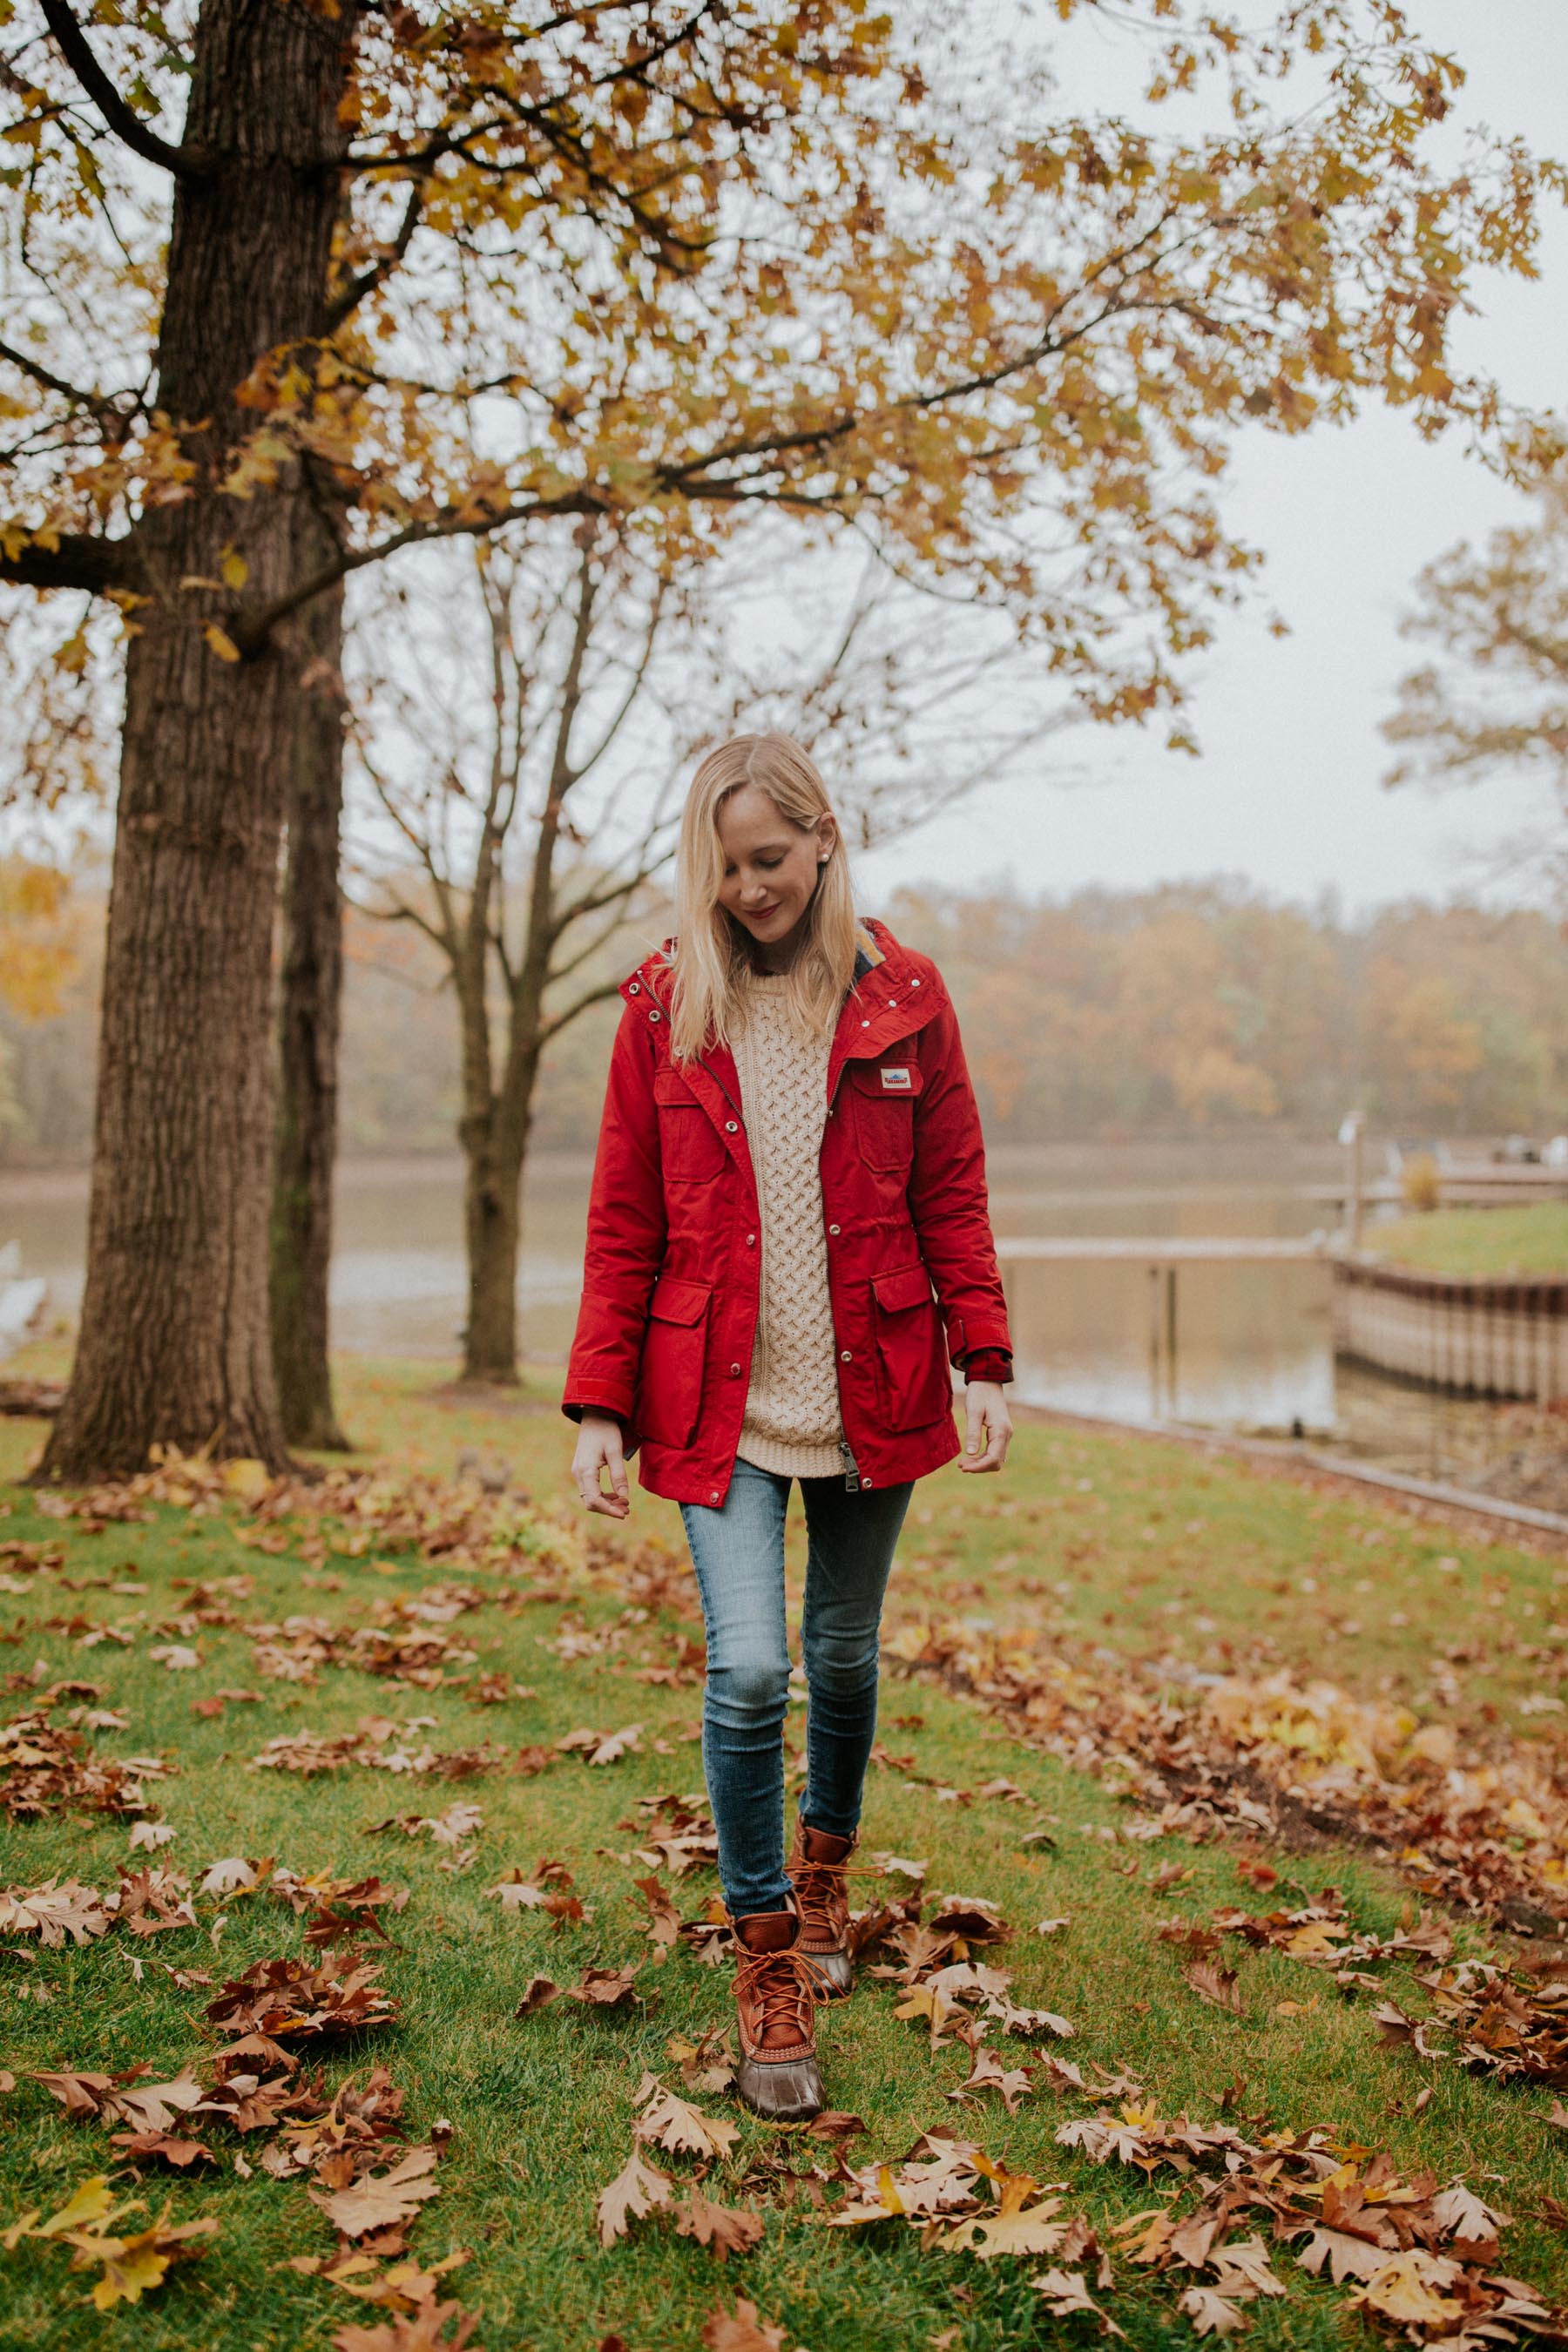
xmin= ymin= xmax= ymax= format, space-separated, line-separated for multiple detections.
xmin=670 ymin=732 xmax=858 ymax=1060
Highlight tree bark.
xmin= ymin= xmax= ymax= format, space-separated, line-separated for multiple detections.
xmin=460 ymin=1064 xmax=537 ymax=1384
xmin=270 ymin=570 xmax=350 ymax=1450
xmin=38 ymin=0 xmax=354 ymax=1480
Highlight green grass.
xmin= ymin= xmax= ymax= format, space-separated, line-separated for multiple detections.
xmin=1 ymin=1353 xmax=1566 ymax=2349
xmin=1366 ymin=1200 xmax=1568 ymax=1279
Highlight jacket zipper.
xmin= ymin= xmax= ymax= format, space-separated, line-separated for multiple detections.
xmin=838 ymin=1436 xmax=862 ymax=1494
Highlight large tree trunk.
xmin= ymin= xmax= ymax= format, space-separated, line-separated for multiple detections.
xmin=460 ymin=1075 xmax=536 ymax=1384
xmin=38 ymin=0 xmax=354 ymax=1481
xmin=270 ymin=571 xmax=350 ymax=1450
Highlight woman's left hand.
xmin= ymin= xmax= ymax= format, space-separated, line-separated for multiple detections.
xmin=961 ymin=1381 xmax=1012 ymax=1473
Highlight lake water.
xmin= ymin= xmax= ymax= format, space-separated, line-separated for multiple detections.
xmin=2 ymin=1139 xmax=1345 ymax=1432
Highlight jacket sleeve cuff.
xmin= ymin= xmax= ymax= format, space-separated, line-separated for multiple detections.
xmin=962 ymin=1350 xmax=1012 ymax=1385
xmin=561 ymin=1389 xmax=632 ymax=1428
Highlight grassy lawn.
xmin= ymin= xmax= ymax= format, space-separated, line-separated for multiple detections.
xmin=1365 ymin=1203 xmax=1568 ymax=1281
xmin=2 ymin=1353 xmax=1567 ymax=2349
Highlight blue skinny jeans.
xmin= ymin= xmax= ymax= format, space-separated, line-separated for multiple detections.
xmin=679 ymin=1456 xmax=913 ymax=1918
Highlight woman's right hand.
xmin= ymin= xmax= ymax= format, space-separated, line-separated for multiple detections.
xmin=571 ymin=1410 xmax=630 ymax=1518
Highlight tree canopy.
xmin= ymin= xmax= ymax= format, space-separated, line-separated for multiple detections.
xmin=4 ymin=0 xmax=1560 ymax=723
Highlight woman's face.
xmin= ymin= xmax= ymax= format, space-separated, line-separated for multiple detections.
xmin=714 ymin=784 xmax=835 ymax=961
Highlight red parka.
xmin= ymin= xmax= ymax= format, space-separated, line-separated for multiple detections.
xmin=562 ymin=919 xmax=1010 ymax=1506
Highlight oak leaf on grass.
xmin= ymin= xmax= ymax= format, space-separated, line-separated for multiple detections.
xmin=564 ymin=1963 xmax=645 ymax=2009
xmin=1181 ymin=1957 xmax=1244 ymax=2014
xmin=513 ymin=1976 xmax=559 ymax=2017
xmin=595 ymin=2150 xmax=673 ymax=2247
xmin=331 ymin=2293 xmax=480 ymax=2351
xmin=942 ymin=2177 xmax=1068 ymax=2259
xmin=1352 ymin=2251 xmax=1464 ymax=2328
xmin=1033 ymin=2268 xmax=1125 ymax=2336
xmin=1207 ymin=2235 xmax=1284 ymax=2300
xmin=310 ymin=2146 xmax=442 ymax=2240
xmin=634 ymin=2074 xmax=740 ymax=2160
xmin=0 ymin=1878 xmax=115 ymax=1946
xmin=673 ymin=2189 xmax=765 ymax=2261
xmin=700 ymin=2298 xmax=787 ymax=2351
xmin=1177 ymin=2287 xmax=1249 ymax=2337
xmin=949 ymin=2042 xmax=1032 ymax=2114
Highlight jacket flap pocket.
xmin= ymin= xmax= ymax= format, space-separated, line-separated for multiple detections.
xmin=848 ymin=1058 xmax=924 ymax=1099
xmin=653 ymin=1067 xmax=697 ymax=1105
xmin=649 ymin=1274 xmax=711 ymax=1326
xmin=873 ymin=1265 xmax=933 ymax=1315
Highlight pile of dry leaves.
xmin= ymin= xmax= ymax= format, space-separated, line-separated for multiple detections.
xmin=889 ymin=1620 xmax=1568 ymax=1933
xmin=0 ymin=1709 xmax=165 ymax=1822
xmin=9 ymin=1869 xmax=475 ymax=2337
xmin=250 ymin=1718 xmax=513 ymax=1782
xmin=1053 ymin=2094 xmax=1558 ymax=2343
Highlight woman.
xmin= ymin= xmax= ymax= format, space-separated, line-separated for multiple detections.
xmin=564 ymin=732 xmax=1012 ymax=2120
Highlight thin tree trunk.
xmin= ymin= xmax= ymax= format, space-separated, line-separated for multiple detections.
xmin=459 ymin=1053 xmax=535 ymax=1382
xmin=38 ymin=0 xmax=353 ymax=1481
xmin=270 ymin=569 xmax=350 ymax=1450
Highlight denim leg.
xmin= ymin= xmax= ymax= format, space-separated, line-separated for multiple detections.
xmin=679 ymin=1459 xmax=794 ymax=1917
xmin=796 ymin=1477 xmax=913 ymax=1842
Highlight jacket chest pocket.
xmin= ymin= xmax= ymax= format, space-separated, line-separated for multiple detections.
xmin=636 ymin=1274 xmax=712 ymax=1449
xmin=654 ymin=1069 xmax=727 ymax=1185
xmin=844 ymin=1056 xmax=923 ymax=1173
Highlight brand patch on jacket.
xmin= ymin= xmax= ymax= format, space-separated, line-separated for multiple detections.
xmin=880 ymin=1065 xmax=913 ymax=1091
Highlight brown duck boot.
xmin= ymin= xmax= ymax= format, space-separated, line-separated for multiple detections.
xmin=732 ymin=1903 xmax=824 ymax=2121
xmin=787 ymin=1821 xmax=855 ymax=1999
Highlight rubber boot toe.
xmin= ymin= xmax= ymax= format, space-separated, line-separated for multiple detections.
xmin=735 ymin=2051 xmax=825 ymax=2121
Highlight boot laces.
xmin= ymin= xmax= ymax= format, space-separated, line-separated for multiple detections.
xmin=736 ymin=1943 xmax=831 ymax=2043
xmin=792 ymin=1852 xmax=881 ymax=1928
xmin=793 ymin=1855 xmax=846 ymax=1926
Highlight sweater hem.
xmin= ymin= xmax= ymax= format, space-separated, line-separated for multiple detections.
xmin=736 ymin=1430 xmax=847 ymax=1480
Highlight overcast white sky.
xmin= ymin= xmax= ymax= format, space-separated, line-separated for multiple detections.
xmin=859 ymin=1 xmax=1568 ymax=916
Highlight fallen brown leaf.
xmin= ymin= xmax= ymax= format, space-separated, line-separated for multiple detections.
xmin=330 ymin=2292 xmax=480 ymax=2351
xmin=700 ymin=2297 xmax=787 ymax=2351
xmin=513 ymin=1977 xmax=559 ymax=2017
xmin=595 ymin=2150 xmax=673 ymax=2247
xmin=672 ymin=2190 xmax=765 ymax=2261
xmin=1182 ymin=1958 xmax=1244 ymax=2014
xmin=309 ymin=2146 xmax=442 ymax=2241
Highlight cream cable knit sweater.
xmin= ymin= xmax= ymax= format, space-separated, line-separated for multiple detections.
xmin=731 ymin=975 xmax=845 ymax=1479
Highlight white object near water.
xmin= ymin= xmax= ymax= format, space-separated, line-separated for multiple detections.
xmin=0 ymin=1240 xmax=46 ymax=1362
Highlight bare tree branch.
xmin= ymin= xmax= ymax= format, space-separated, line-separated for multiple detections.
xmin=322 ymin=179 xmax=427 ymax=336
xmin=39 ymin=0 xmax=211 ymax=179
xmin=0 ymin=530 xmax=133 ymax=594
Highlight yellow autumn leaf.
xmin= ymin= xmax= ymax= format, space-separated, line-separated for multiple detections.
xmin=221 ymin=1456 xmax=270 ymax=1501
xmin=1283 ymin=1921 xmax=1347 ymax=1957
xmin=220 ymin=546 xmax=249 ymax=590
xmin=1356 ymin=2253 xmax=1463 ymax=2326
xmin=84 ymin=2234 xmax=172 ymax=2310
xmin=203 ymin=623 xmax=241 ymax=663
xmin=3 ymin=2176 xmax=124 ymax=2247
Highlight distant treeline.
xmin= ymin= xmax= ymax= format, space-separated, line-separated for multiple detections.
xmin=3 ymin=879 xmax=1565 ymax=1164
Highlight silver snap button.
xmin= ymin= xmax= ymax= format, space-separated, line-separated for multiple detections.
xmin=728 ymin=1362 xmax=740 ymax=1377
xmin=649 ymin=1009 xmax=661 ymax=1022
xmin=725 ymin=1119 xmax=738 ymax=1132
xmin=910 ymin=979 xmax=921 ymax=989
xmin=746 ymin=1233 xmax=756 ymax=1247
xmin=841 ymin=1349 xmax=852 ymax=1362
xmin=709 ymin=1490 xmax=720 ymax=1503
xmin=862 ymin=1477 xmax=873 ymax=1489
xmin=828 ymin=1224 xmax=841 ymax=1236
xmin=861 ymin=1019 xmax=870 ymax=1028
xmin=627 ymin=981 xmax=640 ymax=994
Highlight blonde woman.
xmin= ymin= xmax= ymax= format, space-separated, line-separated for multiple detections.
xmin=564 ymin=733 xmax=1012 ymax=2119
